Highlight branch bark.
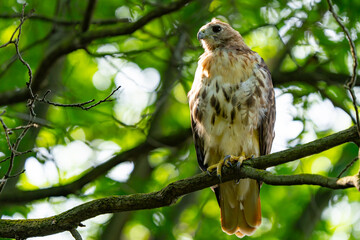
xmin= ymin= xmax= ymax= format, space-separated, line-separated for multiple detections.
xmin=249 ymin=126 xmax=359 ymax=169
xmin=0 ymin=126 xmax=359 ymax=238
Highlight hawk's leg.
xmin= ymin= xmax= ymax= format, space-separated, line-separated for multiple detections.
xmin=207 ymin=152 xmax=247 ymax=178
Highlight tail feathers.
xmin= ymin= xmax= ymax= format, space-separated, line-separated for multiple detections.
xmin=220 ymin=179 xmax=261 ymax=238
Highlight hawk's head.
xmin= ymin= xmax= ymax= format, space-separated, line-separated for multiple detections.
xmin=197 ymin=19 xmax=247 ymax=51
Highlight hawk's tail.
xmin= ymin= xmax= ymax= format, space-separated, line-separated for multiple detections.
xmin=219 ymin=179 xmax=261 ymax=238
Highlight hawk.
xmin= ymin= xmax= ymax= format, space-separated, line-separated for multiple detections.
xmin=188 ymin=19 xmax=276 ymax=238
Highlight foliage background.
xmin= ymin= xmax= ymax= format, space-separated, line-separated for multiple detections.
xmin=0 ymin=0 xmax=360 ymax=239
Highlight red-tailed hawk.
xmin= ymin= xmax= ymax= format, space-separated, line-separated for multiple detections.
xmin=188 ymin=19 xmax=276 ymax=238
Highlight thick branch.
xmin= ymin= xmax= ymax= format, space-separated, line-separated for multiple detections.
xmin=0 ymin=126 xmax=357 ymax=205
xmin=248 ymin=126 xmax=359 ymax=169
xmin=0 ymin=126 xmax=359 ymax=238
xmin=0 ymin=158 xmax=357 ymax=238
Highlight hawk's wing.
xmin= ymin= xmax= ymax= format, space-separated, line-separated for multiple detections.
xmin=258 ymin=58 xmax=276 ymax=156
xmin=191 ymin=117 xmax=207 ymax=171
xmin=191 ymin=115 xmax=221 ymax=205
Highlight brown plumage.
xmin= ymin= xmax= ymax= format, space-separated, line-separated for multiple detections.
xmin=188 ymin=19 xmax=275 ymax=238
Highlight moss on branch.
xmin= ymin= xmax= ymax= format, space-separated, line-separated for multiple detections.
xmin=0 ymin=126 xmax=359 ymax=238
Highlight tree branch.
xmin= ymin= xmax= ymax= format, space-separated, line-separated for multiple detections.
xmin=0 ymin=126 xmax=359 ymax=238
xmin=0 ymin=164 xmax=357 ymax=238
xmin=81 ymin=0 xmax=97 ymax=32
xmin=38 ymin=85 xmax=121 ymax=110
xmin=0 ymin=4 xmax=35 ymax=194
xmin=0 ymin=0 xmax=193 ymax=107
xmin=0 ymin=130 xmax=192 ymax=204
xmin=0 ymin=125 xmax=357 ymax=205
xmin=248 ymin=126 xmax=359 ymax=169
xmin=0 ymin=13 xmax=131 ymax=25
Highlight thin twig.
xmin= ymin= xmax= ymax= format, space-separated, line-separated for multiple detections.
xmin=7 ymin=169 xmax=26 ymax=179
xmin=327 ymin=0 xmax=359 ymax=137
xmin=0 ymin=117 xmax=13 ymax=152
xmin=0 ymin=4 xmax=33 ymax=194
xmin=83 ymin=85 xmax=121 ymax=110
xmin=0 ymin=30 xmax=52 ymax=79
xmin=0 ymin=22 xmax=21 ymax=48
xmin=9 ymin=123 xmax=39 ymax=131
xmin=337 ymin=156 xmax=359 ymax=178
xmin=38 ymin=86 xmax=121 ymax=110
xmin=0 ymin=157 xmax=10 ymax=164
xmin=0 ymin=8 xmax=34 ymax=47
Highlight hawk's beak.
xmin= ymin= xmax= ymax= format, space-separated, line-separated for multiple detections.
xmin=197 ymin=31 xmax=206 ymax=41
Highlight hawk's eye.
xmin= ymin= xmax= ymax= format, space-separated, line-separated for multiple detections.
xmin=212 ymin=25 xmax=222 ymax=33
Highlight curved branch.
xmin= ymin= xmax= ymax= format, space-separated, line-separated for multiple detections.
xmin=0 ymin=126 xmax=359 ymax=238
xmin=0 ymin=125 xmax=357 ymax=205
xmin=0 ymin=158 xmax=357 ymax=238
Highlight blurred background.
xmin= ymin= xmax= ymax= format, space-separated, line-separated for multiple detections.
xmin=0 ymin=0 xmax=360 ymax=239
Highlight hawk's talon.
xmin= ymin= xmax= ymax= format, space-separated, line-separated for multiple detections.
xmin=207 ymin=161 xmax=226 ymax=181
xmin=226 ymin=161 xmax=233 ymax=167
xmin=236 ymin=160 xmax=243 ymax=168
xmin=206 ymin=153 xmax=253 ymax=182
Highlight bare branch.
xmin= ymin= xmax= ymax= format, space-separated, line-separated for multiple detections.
xmin=38 ymin=86 xmax=121 ymax=110
xmin=0 ymin=4 xmax=35 ymax=194
xmin=0 ymin=115 xmax=13 ymax=151
xmin=338 ymin=156 xmax=359 ymax=178
xmin=0 ymin=19 xmax=23 ymax=48
xmin=8 ymin=123 xmax=39 ymax=131
xmin=0 ymin=30 xmax=52 ymax=79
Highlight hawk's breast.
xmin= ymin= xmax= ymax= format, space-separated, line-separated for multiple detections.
xmin=189 ymin=49 xmax=270 ymax=166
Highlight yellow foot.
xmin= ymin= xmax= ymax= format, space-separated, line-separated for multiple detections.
xmin=223 ymin=153 xmax=247 ymax=168
xmin=206 ymin=152 xmax=248 ymax=179
xmin=207 ymin=160 xmax=225 ymax=178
